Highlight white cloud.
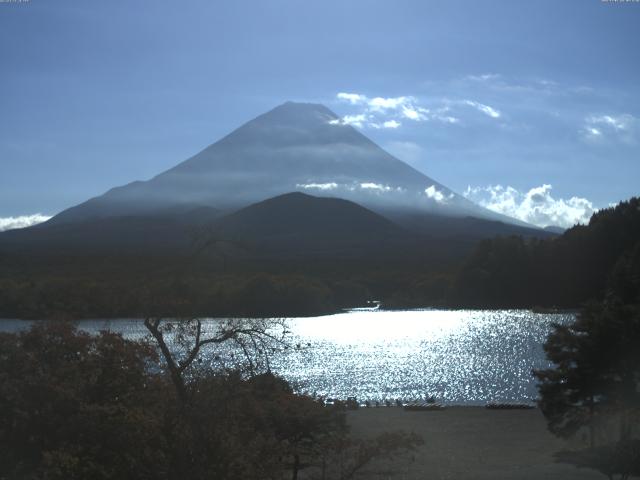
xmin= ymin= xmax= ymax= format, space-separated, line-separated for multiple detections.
xmin=297 ymin=181 xmax=402 ymax=194
xmin=368 ymin=96 xmax=410 ymax=111
xmin=424 ymin=185 xmax=452 ymax=204
xmin=334 ymin=93 xmax=428 ymax=129
xmin=296 ymin=182 xmax=339 ymax=191
xmin=370 ymin=120 xmax=401 ymax=129
xmin=0 ymin=213 xmax=51 ymax=232
xmin=464 ymin=184 xmax=596 ymax=229
xmin=336 ymin=93 xmax=413 ymax=112
xmin=334 ymin=92 xmax=500 ymax=129
xmin=466 ymin=73 xmax=501 ymax=82
xmin=582 ymin=113 xmax=638 ymax=143
xmin=336 ymin=92 xmax=367 ymax=105
xmin=430 ymin=106 xmax=460 ymax=124
xmin=464 ymin=100 xmax=501 ymax=118
xmin=360 ymin=182 xmax=392 ymax=192
xmin=590 ymin=114 xmax=631 ymax=131
xmin=340 ymin=114 xmax=368 ymax=128
xmin=401 ymin=105 xmax=428 ymax=121
xmin=437 ymin=115 xmax=459 ymax=124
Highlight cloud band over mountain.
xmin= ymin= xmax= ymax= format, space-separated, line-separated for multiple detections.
xmin=0 ymin=214 xmax=51 ymax=232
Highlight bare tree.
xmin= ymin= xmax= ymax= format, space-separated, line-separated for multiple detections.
xmin=144 ymin=316 xmax=288 ymax=405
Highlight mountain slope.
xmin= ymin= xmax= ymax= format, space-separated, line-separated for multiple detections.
xmin=0 ymin=193 xmax=410 ymax=256
xmin=48 ymin=102 xmax=533 ymax=229
xmin=0 ymin=191 xmax=552 ymax=265
xmin=0 ymin=207 xmax=221 ymax=254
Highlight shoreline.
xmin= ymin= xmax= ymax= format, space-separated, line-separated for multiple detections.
xmin=346 ymin=407 xmax=601 ymax=479
xmin=0 ymin=306 xmax=579 ymax=323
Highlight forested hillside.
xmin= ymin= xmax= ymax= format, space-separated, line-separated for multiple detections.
xmin=452 ymin=197 xmax=640 ymax=308
xmin=2 ymin=198 xmax=637 ymax=319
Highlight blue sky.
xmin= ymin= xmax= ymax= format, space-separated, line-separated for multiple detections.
xmin=1 ymin=0 xmax=639 ymax=228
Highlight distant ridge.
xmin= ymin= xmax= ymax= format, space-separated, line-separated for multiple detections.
xmin=208 ymin=191 xmax=414 ymax=256
xmin=215 ymin=192 xmax=400 ymax=240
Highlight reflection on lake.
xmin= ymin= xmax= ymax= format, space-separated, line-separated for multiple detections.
xmin=0 ymin=310 xmax=574 ymax=405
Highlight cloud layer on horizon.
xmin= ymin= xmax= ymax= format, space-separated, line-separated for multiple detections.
xmin=0 ymin=214 xmax=51 ymax=232
xmin=464 ymin=184 xmax=596 ymax=229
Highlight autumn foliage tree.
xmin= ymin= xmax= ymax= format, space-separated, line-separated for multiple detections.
xmin=0 ymin=321 xmax=421 ymax=480
xmin=0 ymin=322 xmax=167 ymax=480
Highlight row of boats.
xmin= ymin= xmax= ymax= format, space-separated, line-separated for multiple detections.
xmin=322 ymin=397 xmax=536 ymax=410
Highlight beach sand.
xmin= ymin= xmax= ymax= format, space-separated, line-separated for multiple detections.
xmin=346 ymin=407 xmax=602 ymax=479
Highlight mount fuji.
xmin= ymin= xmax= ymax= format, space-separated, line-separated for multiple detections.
xmin=48 ymin=101 xmax=531 ymax=229
xmin=0 ymin=102 xmax=552 ymax=256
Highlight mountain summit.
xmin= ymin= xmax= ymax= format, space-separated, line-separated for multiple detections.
xmin=51 ymin=101 xmax=526 ymax=227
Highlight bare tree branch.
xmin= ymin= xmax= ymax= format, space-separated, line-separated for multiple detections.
xmin=143 ymin=316 xmax=289 ymax=406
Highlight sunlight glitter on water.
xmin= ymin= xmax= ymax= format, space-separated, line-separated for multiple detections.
xmin=288 ymin=309 xmax=470 ymax=344
xmin=272 ymin=309 xmax=574 ymax=405
xmin=0 ymin=309 xmax=575 ymax=405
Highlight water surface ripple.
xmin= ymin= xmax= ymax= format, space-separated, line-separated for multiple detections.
xmin=275 ymin=309 xmax=573 ymax=405
xmin=0 ymin=310 xmax=574 ymax=405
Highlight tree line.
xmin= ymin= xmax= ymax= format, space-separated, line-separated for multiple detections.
xmin=0 ymin=197 xmax=638 ymax=318
xmin=531 ymin=199 xmax=640 ymax=478
xmin=452 ymin=197 xmax=640 ymax=308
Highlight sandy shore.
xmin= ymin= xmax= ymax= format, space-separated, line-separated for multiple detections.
xmin=346 ymin=407 xmax=601 ymax=480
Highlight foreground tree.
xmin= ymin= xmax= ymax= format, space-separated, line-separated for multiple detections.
xmin=143 ymin=316 xmax=287 ymax=405
xmin=554 ymin=441 xmax=640 ymax=480
xmin=0 ymin=320 xmax=423 ymax=480
xmin=141 ymin=317 xmax=423 ymax=480
xmin=534 ymin=300 xmax=640 ymax=479
xmin=0 ymin=323 xmax=332 ymax=480
xmin=0 ymin=322 xmax=167 ymax=480
xmin=535 ymin=301 xmax=640 ymax=445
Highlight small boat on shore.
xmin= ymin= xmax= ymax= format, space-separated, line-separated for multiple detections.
xmin=403 ymin=401 xmax=445 ymax=411
xmin=485 ymin=402 xmax=535 ymax=410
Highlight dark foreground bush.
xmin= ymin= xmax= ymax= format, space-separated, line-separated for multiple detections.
xmin=0 ymin=322 xmax=167 ymax=480
xmin=555 ymin=440 xmax=640 ymax=480
xmin=0 ymin=322 xmax=421 ymax=480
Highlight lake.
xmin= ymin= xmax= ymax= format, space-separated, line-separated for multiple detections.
xmin=0 ymin=309 xmax=574 ymax=405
